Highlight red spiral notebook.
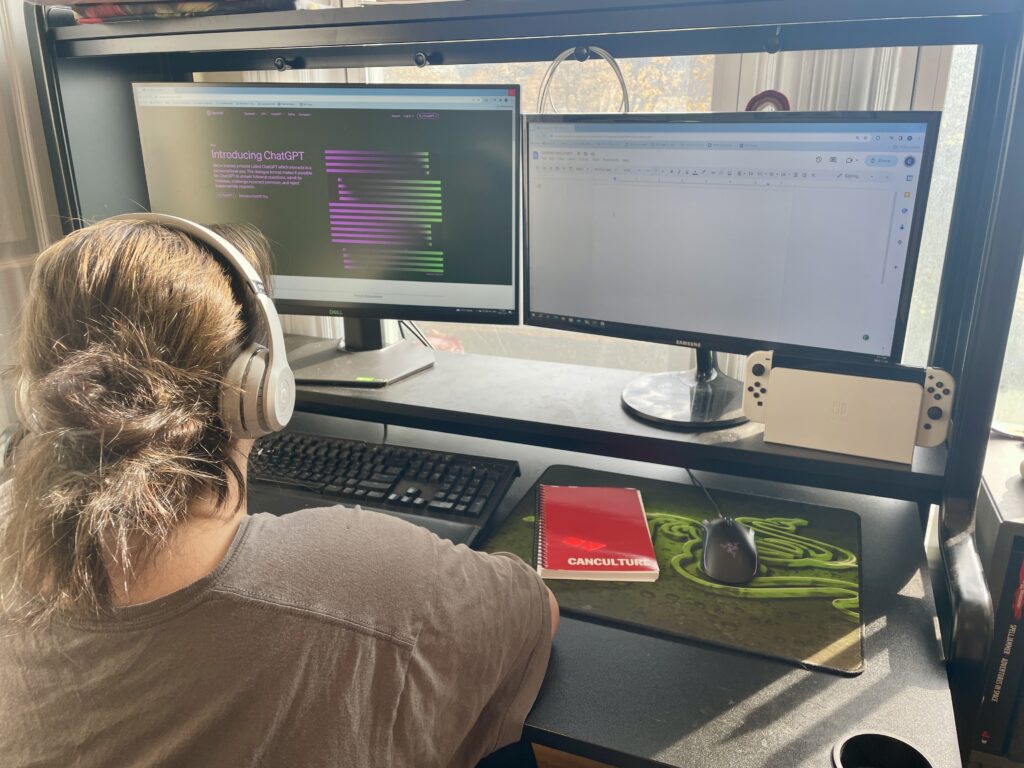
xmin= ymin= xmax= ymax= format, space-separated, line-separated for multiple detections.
xmin=536 ymin=485 xmax=659 ymax=581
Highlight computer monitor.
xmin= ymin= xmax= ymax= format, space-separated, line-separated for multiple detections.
xmin=133 ymin=82 xmax=520 ymax=383
xmin=525 ymin=112 xmax=940 ymax=429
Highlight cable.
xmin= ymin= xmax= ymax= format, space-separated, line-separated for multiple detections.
xmin=398 ymin=320 xmax=413 ymax=343
xmin=399 ymin=320 xmax=434 ymax=350
xmin=535 ymin=45 xmax=631 ymax=114
xmin=381 ymin=422 xmax=388 ymax=446
xmin=410 ymin=322 xmax=432 ymax=348
xmin=685 ymin=467 xmax=724 ymax=520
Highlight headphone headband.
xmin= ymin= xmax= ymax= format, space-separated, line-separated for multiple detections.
xmin=105 ymin=213 xmax=294 ymax=437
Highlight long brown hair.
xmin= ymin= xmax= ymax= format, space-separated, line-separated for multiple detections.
xmin=1 ymin=218 xmax=271 ymax=622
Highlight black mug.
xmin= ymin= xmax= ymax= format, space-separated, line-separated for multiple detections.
xmin=832 ymin=732 xmax=933 ymax=768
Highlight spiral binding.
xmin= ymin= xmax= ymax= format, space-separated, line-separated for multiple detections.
xmin=536 ymin=485 xmax=549 ymax=570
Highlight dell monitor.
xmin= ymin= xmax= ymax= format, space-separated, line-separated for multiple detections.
xmin=133 ymin=82 xmax=520 ymax=383
xmin=525 ymin=112 xmax=940 ymax=429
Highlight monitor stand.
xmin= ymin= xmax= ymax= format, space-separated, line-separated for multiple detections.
xmin=288 ymin=318 xmax=434 ymax=387
xmin=620 ymin=349 xmax=747 ymax=431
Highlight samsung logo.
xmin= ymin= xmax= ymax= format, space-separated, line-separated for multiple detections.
xmin=674 ymin=339 xmax=701 ymax=348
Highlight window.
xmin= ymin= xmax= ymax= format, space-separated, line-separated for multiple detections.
xmin=203 ymin=46 xmax=980 ymax=385
xmin=902 ymin=45 xmax=976 ymax=367
xmin=368 ymin=56 xmax=717 ymax=374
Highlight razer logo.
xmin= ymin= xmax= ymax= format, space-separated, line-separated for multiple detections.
xmin=722 ymin=542 xmax=739 ymax=558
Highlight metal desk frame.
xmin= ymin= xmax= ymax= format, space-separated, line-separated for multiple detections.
xmin=24 ymin=0 xmax=1024 ymax=753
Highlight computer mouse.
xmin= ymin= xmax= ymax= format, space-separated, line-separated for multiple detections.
xmin=701 ymin=517 xmax=759 ymax=585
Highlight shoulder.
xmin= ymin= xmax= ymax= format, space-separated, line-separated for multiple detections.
xmin=213 ymin=506 xmax=447 ymax=645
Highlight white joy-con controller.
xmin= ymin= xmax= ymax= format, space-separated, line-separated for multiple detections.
xmin=917 ymin=367 xmax=954 ymax=448
xmin=742 ymin=350 xmax=774 ymax=422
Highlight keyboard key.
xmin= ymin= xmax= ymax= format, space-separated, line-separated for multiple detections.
xmin=252 ymin=432 xmax=518 ymax=533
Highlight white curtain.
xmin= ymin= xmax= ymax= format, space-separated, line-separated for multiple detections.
xmin=0 ymin=0 xmax=62 ymax=424
xmin=712 ymin=47 xmax=949 ymax=113
xmin=709 ymin=46 xmax=951 ymax=378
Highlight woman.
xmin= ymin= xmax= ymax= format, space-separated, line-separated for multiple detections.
xmin=0 ymin=217 xmax=557 ymax=767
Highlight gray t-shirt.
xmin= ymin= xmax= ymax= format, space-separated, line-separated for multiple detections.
xmin=0 ymin=505 xmax=553 ymax=767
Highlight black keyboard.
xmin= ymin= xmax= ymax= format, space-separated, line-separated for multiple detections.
xmin=249 ymin=431 xmax=519 ymax=532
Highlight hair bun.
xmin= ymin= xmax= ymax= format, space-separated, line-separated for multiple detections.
xmin=31 ymin=338 xmax=213 ymax=457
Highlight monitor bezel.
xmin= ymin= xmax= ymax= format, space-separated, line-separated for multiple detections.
xmin=134 ymin=81 xmax=522 ymax=326
xmin=522 ymin=110 xmax=942 ymax=364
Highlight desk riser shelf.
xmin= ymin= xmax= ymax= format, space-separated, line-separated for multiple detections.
xmin=52 ymin=18 xmax=997 ymax=73
xmin=293 ymin=348 xmax=946 ymax=505
xmin=52 ymin=15 xmax=1001 ymax=62
xmin=46 ymin=0 xmax=1015 ymax=49
xmin=25 ymin=0 xmax=1018 ymax=513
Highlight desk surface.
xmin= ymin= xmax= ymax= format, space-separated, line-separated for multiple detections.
xmin=273 ymin=409 xmax=959 ymax=768
xmin=288 ymin=336 xmax=947 ymax=505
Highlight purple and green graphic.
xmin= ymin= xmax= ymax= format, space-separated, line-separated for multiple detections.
xmin=325 ymin=149 xmax=445 ymax=278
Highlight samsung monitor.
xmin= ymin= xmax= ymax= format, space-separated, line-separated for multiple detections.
xmin=525 ymin=112 xmax=940 ymax=429
xmin=133 ymin=82 xmax=520 ymax=383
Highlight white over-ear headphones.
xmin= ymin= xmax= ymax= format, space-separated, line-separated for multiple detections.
xmin=17 ymin=213 xmax=295 ymax=440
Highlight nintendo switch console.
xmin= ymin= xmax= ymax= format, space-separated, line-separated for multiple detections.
xmin=742 ymin=351 xmax=954 ymax=464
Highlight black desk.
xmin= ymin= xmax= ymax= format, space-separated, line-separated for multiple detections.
xmin=265 ymin=405 xmax=959 ymax=768
xmin=289 ymin=339 xmax=946 ymax=505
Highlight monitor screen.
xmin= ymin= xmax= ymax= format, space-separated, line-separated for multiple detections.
xmin=133 ymin=83 xmax=520 ymax=323
xmin=525 ymin=113 xmax=940 ymax=362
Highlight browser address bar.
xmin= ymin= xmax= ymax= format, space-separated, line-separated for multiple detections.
xmin=555 ymin=131 xmax=869 ymax=142
xmin=141 ymin=95 xmax=485 ymax=105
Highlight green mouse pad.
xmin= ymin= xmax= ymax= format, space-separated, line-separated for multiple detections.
xmin=481 ymin=466 xmax=864 ymax=676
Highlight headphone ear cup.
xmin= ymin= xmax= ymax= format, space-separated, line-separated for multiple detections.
xmin=221 ymin=348 xmax=256 ymax=438
xmin=240 ymin=349 xmax=269 ymax=439
xmin=262 ymin=364 xmax=295 ymax=434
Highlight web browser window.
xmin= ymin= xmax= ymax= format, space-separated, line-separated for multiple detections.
xmin=527 ymin=120 xmax=931 ymax=358
xmin=134 ymin=83 xmax=519 ymax=319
